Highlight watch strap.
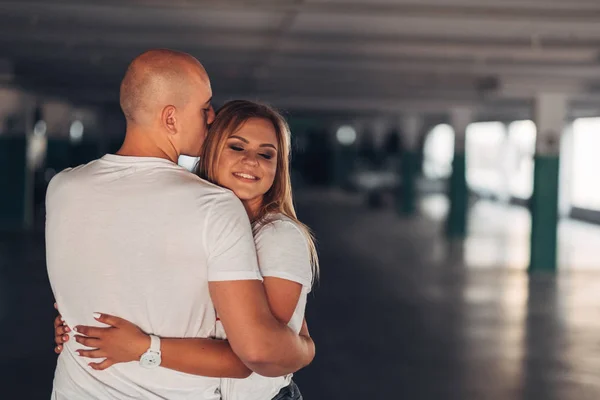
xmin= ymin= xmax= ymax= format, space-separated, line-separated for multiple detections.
xmin=149 ymin=334 xmax=161 ymax=353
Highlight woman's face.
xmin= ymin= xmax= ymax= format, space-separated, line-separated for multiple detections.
xmin=215 ymin=117 xmax=278 ymax=209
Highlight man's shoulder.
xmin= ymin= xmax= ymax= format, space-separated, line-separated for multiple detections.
xmin=173 ymin=173 xmax=239 ymax=203
xmin=46 ymin=160 xmax=101 ymax=198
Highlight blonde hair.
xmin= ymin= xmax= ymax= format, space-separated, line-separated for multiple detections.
xmin=197 ymin=100 xmax=319 ymax=282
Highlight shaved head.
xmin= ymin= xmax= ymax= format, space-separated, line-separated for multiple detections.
xmin=119 ymin=49 xmax=210 ymax=125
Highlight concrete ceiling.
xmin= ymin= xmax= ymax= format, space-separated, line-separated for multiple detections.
xmin=2 ymin=0 xmax=600 ymax=118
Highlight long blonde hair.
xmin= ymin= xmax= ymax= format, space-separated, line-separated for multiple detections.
xmin=197 ymin=100 xmax=319 ymax=282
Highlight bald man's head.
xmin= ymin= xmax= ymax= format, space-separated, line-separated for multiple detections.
xmin=118 ymin=49 xmax=215 ymax=158
xmin=119 ymin=49 xmax=210 ymax=125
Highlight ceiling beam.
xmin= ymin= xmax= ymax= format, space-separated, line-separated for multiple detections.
xmin=4 ymin=0 xmax=600 ymax=21
xmin=0 ymin=22 xmax=597 ymax=66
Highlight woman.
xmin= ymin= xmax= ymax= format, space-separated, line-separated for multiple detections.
xmin=53 ymin=100 xmax=319 ymax=400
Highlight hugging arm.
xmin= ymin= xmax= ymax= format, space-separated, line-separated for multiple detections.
xmin=209 ymin=278 xmax=313 ymax=377
xmin=56 ymin=278 xmax=309 ymax=378
xmin=60 ymin=196 xmax=315 ymax=377
xmin=160 ymin=276 xmax=306 ymax=377
xmin=68 ymin=313 xmax=251 ymax=377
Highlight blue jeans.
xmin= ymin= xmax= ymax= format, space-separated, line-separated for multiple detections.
xmin=272 ymin=381 xmax=303 ymax=400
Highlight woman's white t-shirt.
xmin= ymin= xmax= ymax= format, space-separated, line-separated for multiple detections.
xmin=217 ymin=213 xmax=314 ymax=400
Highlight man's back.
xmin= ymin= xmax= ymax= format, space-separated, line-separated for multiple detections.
xmin=46 ymin=154 xmax=258 ymax=399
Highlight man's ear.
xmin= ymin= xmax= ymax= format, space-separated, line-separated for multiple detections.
xmin=162 ymin=105 xmax=177 ymax=135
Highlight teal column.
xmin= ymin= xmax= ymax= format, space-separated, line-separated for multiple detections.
xmin=529 ymin=155 xmax=560 ymax=272
xmin=333 ymin=125 xmax=357 ymax=188
xmin=0 ymin=136 xmax=27 ymax=230
xmin=334 ymin=145 xmax=355 ymax=188
xmin=446 ymin=107 xmax=472 ymax=238
xmin=445 ymin=152 xmax=468 ymax=237
xmin=399 ymin=150 xmax=419 ymax=215
xmin=396 ymin=114 xmax=422 ymax=216
xmin=528 ymin=93 xmax=566 ymax=273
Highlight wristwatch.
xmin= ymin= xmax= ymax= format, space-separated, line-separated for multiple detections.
xmin=139 ymin=335 xmax=162 ymax=369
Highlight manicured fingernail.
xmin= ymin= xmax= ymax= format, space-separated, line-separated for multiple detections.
xmin=73 ymin=326 xmax=78 ymax=332
xmin=64 ymin=327 xmax=70 ymax=333
xmin=93 ymin=312 xmax=101 ymax=319
xmin=63 ymin=335 xmax=68 ymax=341
xmin=60 ymin=318 xmax=65 ymax=323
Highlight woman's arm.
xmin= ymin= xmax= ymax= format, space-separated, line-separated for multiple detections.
xmin=262 ymin=277 xmax=303 ymax=324
xmin=72 ymin=313 xmax=252 ymax=378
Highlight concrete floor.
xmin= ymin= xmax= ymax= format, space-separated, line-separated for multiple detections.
xmin=2 ymin=190 xmax=600 ymax=399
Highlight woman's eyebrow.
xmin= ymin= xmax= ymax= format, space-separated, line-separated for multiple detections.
xmin=229 ymin=135 xmax=248 ymax=143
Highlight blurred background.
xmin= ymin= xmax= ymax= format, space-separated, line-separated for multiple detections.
xmin=2 ymin=0 xmax=600 ymax=398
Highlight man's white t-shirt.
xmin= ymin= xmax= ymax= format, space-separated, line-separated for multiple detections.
xmin=218 ymin=214 xmax=314 ymax=400
xmin=46 ymin=154 xmax=262 ymax=400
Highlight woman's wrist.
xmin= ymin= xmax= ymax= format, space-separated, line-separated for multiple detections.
xmin=134 ymin=334 xmax=152 ymax=360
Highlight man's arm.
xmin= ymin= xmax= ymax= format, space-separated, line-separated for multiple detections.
xmin=66 ymin=277 xmax=310 ymax=377
xmin=204 ymin=194 xmax=315 ymax=377
xmin=164 ymin=276 xmax=307 ymax=377
xmin=159 ymin=338 xmax=251 ymax=378
xmin=209 ymin=279 xmax=315 ymax=377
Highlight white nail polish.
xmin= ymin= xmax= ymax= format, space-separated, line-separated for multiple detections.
xmin=93 ymin=312 xmax=101 ymax=319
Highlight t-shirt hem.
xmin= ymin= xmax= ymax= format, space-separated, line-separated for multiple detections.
xmin=208 ymin=271 xmax=264 ymax=282
xmin=260 ymin=270 xmax=312 ymax=291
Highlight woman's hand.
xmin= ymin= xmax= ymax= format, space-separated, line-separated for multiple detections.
xmin=74 ymin=313 xmax=150 ymax=371
xmin=54 ymin=302 xmax=70 ymax=354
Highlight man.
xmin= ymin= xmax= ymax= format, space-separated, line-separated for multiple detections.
xmin=46 ymin=49 xmax=314 ymax=399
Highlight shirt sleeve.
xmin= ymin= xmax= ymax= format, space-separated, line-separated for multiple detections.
xmin=205 ymin=193 xmax=262 ymax=282
xmin=255 ymin=219 xmax=313 ymax=290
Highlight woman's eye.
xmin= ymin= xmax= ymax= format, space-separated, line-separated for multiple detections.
xmin=260 ymin=153 xmax=273 ymax=160
xmin=230 ymin=145 xmax=244 ymax=152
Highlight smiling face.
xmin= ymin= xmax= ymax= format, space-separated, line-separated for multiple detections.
xmin=214 ymin=117 xmax=278 ymax=212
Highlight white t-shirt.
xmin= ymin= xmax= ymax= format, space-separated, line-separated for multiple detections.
xmin=46 ymin=154 xmax=262 ymax=400
xmin=218 ymin=214 xmax=314 ymax=400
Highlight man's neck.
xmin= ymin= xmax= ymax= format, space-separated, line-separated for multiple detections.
xmin=117 ymin=127 xmax=179 ymax=163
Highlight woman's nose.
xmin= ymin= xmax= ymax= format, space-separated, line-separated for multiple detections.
xmin=241 ymin=153 xmax=259 ymax=166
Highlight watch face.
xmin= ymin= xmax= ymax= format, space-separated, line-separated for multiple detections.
xmin=140 ymin=352 xmax=161 ymax=369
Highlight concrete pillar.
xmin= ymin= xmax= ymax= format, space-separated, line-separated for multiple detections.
xmin=0 ymin=88 xmax=36 ymax=230
xmin=558 ymin=123 xmax=574 ymax=218
xmin=498 ymin=122 xmax=512 ymax=204
xmin=32 ymin=103 xmax=104 ymax=178
xmin=70 ymin=107 xmax=102 ymax=166
xmin=398 ymin=114 xmax=422 ymax=216
xmin=370 ymin=118 xmax=389 ymax=153
xmin=23 ymin=98 xmax=37 ymax=229
xmin=333 ymin=121 xmax=358 ymax=188
xmin=446 ymin=107 xmax=473 ymax=237
xmin=43 ymin=100 xmax=79 ymax=172
xmin=529 ymin=93 xmax=566 ymax=273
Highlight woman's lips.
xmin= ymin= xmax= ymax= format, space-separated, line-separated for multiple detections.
xmin=233 ymin=172 xmax=259 ymax=181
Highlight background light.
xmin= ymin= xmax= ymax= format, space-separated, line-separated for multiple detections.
xmin=336 ymin=125 xmax=357 ymax=146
